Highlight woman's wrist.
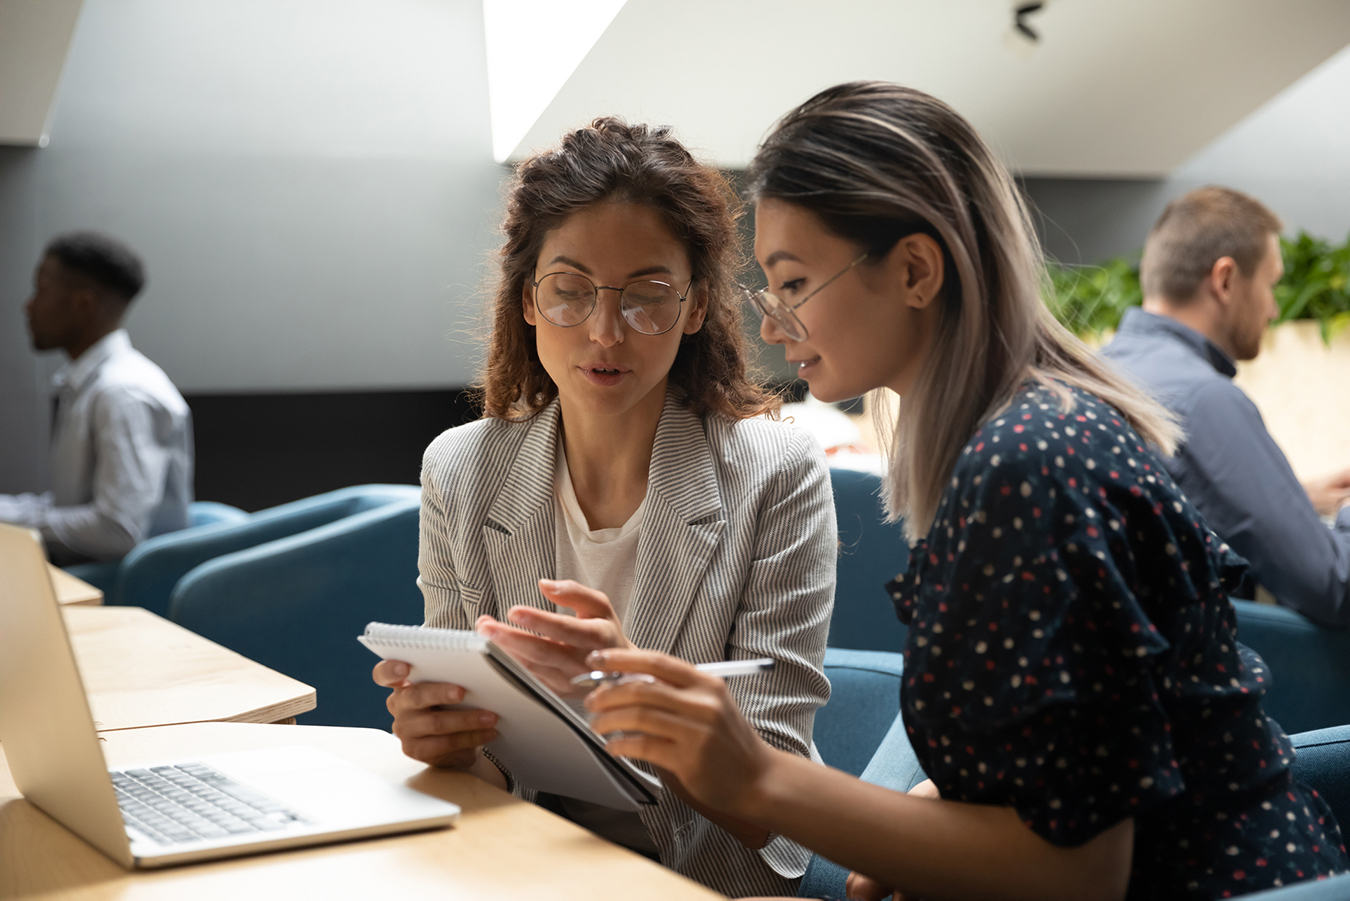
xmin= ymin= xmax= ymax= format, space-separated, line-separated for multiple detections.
xmin=734 ymin=745 xmax=796 ymax=825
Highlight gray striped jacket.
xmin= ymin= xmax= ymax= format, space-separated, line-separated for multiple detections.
xmin=418 ymin=390 xmax=835 ymax=897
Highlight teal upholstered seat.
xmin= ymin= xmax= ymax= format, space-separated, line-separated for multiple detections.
xmin=107 ymin=484 xmax=418 ymax=617
xmin=168 ymin=497 xmax=424 ymax=729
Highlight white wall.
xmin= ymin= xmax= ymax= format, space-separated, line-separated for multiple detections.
xmin=41 ymin=0 xmax=504 ymax=392
xmin=0 ymin=0 xmax=506 ymax=491
xmin=1027 ymin=42 xmax=1350 ymax=265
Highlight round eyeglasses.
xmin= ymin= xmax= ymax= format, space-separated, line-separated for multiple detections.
xmin=740 ymin=252 xmax=870 ymax=342
xmin=531 ymin=272 xmax=691 ymax=336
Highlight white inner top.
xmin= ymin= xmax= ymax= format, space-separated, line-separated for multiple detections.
xmin=550 ymin=438 xmax=657 ymax=854
xmin=552 ymin=442 xmax=646 ymax=629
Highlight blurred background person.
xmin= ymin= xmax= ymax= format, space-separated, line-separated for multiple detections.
xmin=1103 ymin=187 xmax=1350 ymax=626
xmin=0 ymin=232 xmax=193 ymax=565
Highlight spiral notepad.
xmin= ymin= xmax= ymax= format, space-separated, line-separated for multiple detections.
xmin=358 ymin=623 xmax=659 ymax=810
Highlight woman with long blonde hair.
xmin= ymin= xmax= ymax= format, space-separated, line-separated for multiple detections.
xmin=583 ymin=83 xmax=1347 ymax=900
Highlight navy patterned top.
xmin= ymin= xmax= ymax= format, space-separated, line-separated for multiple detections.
xmin=888 ymin=381 xmax=1348 ymax=898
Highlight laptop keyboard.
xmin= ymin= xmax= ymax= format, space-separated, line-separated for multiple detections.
xmin=113 ymin=763 xmax=310 ymax=846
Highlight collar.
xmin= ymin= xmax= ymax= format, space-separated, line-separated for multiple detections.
xmin=1116 ymin=308 xmax=1236 ymax=378
xmin=52 ymin=329 xmax=132 ymax=394
xmin=485 ymin=387 xmax=722 ymax=535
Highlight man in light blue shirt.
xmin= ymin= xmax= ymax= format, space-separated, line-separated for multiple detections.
xmin=0 ymin=232 xmax=193 ymax=564
xmin=1104 ymin=187 xmax=1350 ymax=626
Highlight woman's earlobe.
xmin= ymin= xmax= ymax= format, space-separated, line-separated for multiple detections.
xmin=522 ymin=284 xmax=537 ymax=325
xmin=682 ymin=283 xmax=709 ymax=334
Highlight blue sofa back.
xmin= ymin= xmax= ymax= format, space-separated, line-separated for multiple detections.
xmin=168 ymin=497 xmax=424 ymax=729
xmin=110 ymin=484 xmax=419 ymax=617
xmin=828 ymin=469 xmax=909 ymax=652
xmin=1234 ymin=600 xmax=1350 ymax=735
xmin=815 ymin=647 xmax=906 ymax=778
xmin=801 ymin=647 xmax=922 ymax=899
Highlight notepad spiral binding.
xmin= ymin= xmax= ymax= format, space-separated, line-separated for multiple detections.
xmin=361 ymin=623 xmax=488 ymax=651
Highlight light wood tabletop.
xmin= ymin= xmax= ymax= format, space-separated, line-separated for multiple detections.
xmin=64 ymin=606 xmax=316 ymax=731
xmin=0 ymin=721 xmax=724 ymax=901
xmin=50 ymin=565 xmax=103 ymax=606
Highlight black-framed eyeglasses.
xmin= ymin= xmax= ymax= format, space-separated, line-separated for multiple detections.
xmin=740 ymin=252 xmax=869 ymax=342
xmin=531 ymin=271 xmax=692 ymax=336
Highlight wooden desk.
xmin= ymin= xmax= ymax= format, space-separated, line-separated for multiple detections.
xmin=64 ymin=606 xmax=316 ymax=731
xmin=0 ymin=722 xmax=723 ymax=901
xmin=50 ymin=565 xmax=103 ymax=606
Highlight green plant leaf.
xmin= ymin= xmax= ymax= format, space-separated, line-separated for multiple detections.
xmin=1045 ymin=230 xmax=1350 ymax=341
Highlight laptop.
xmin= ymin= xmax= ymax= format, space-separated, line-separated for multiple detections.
xmin=0 ymin=523 xmax=460 ymax=868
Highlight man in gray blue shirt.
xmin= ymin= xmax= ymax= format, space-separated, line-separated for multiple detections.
xmin=1103 ymin=187 xmax=1350 ymax=626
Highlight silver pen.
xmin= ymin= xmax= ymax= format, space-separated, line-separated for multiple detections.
xmin=570 ymin=657 xmax=775 ymax=690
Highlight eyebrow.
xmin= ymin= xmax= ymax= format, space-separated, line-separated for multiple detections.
xmin=761 ymin=250 xmax=802 ymax=268
xmin=544 ymin=255 xmax=675 ymax=280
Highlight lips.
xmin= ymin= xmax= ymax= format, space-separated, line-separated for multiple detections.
xmin=580 ymin=363 xmax=631 ymax=387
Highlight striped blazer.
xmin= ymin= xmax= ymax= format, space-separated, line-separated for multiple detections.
xmin=418 ymin=390 xmax=836 ymax=897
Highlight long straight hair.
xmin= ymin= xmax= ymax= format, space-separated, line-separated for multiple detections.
xmin=747 ymin=82 xmax=1179 ymax=541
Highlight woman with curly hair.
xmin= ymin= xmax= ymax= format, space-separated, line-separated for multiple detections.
xmin=372 ymin=118 xmax=835 ymax=896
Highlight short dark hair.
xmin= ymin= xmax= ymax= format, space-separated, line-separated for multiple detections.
xmin=44 ymin=231 xmax=146 ymax=302
xmin=1140 ymin=187 xmax=1282 ymax=303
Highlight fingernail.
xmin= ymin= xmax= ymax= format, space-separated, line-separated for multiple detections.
xmin=448 ymin=686 xmax=465 ymax=702
xmin=539 ymin=579 xmax=559 ymax=590
xmin=392 ymin=663 xmax=409 ymax=678
xmin=587 ymin=650 xmax=608 ymax=666
xmin=478 ymin=711 xmax=495 ymax=725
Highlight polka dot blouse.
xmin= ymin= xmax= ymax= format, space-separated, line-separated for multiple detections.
xmin=887 ymin=382 xmax=1348 ymax=898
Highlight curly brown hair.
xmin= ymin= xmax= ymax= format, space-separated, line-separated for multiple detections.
xmin=479 ymin=117 xmax=778 ymax=422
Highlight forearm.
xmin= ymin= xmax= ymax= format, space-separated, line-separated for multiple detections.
xmin=741 ymin=749 xmax=1132 ymax=901
xmin=38 ymin=502 xmax=136 ymax=561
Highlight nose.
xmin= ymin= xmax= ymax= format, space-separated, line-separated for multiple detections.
xmin=588 ymin=290 xmax=626 ymax=347
xmin=759 ymin=312 xmax=787 ymax=346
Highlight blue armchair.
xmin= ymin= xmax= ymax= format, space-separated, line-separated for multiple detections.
xmin=61 ymin=499 xmax=251 ymax=595
xmin=828 ymin=469 xmax=909 ymax=652
xmin=108 ymin=484 xmax=419 ymax=618
xmin=168 ymin=496 xmax=424 ymax=729
xmin=1232 ymin=600 xmax=1350 ymax=735
xmin=800 ymin=648 xmax=924 ymax=899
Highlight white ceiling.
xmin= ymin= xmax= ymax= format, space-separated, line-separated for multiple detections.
xmin=510 ymin=0 xmax=1350 ymax=176
xmin=0 ymin=0 xmax=83 ymax=145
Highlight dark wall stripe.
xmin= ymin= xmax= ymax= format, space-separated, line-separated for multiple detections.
xmin=186 ymin=389 xmax=481 ymax=512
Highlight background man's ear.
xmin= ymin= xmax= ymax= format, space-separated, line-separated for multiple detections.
xmin=1209 ymin=256 xmax=1238 ymax=305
